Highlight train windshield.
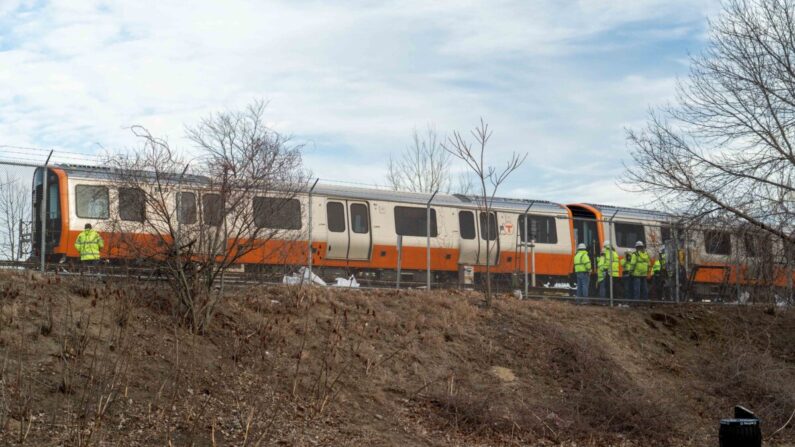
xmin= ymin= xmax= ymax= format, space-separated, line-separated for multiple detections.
xmin=32 ymin=168 xmax=62 ymax=259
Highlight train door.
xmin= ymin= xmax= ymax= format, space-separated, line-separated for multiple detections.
xmin=325 ymin=200 xmax=348 ymax=260
xmin=347 ymin=201 xmax=371 ymax=260
xmin=479 ymin=211 xmax=499 ymax=265
xmin=457 ymin=210 xmax=479 ymax=265
xmin=325 ymin=199 xmax=372 ymax=261
xmin=572 ymin=219 xmax=599 ymax=250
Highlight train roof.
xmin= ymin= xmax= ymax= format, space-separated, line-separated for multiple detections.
xmin=51 ymin=164 xmax=210 ymax=184
xmin=53 ymin=164 xmax=680 ymax=216
xmin=313 ymin=183 xmax=566 ymax=213
xmin=52 ymin=164 xmax=567 ymax=214
xmin=585 ymin=203 xmax=677 ymax=222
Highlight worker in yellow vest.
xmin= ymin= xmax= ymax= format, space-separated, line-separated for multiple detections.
xmin=597 ymin=240 xmax=621 ymax=298
xmin=629 ymin=240 xmax=650 ymax=301
xmin=652 ymin=246 xmax=667 ymax=299
xmin=74 ymin=223 xmax=104 ymax=266
xmin=573 ymin=243 xmax=592 ymax=303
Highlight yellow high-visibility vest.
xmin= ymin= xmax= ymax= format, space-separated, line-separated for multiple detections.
xmin=573 ymin=250 xmax=591 ymax=273
xmin=631 ymin=251 xmax=651 ymax=277
xmin=599 ymin=248 xmax=621 ymax=277
xmin=74 ymin=229 xmax=104 ymax=261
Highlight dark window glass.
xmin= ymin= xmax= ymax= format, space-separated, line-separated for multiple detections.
xmin=479 ymin=212 xmax=497 ymax=240
xmin=48 ymin=182 xmax=60 ymax=219
xmin=119 ymin=187 xmax=146 ymax=222
xmin=661 ymin=226 xmax=671 ymax=243
xmin=253 ymin=197 xmax=302 ymax=229
xmin=327 ymin=202 xmax=345 ymax=232
xmin=394 ymin=206 xmax=437 ymax=237
xmin=75 ymin=185 xmax=109 ymax=219
xmin=615 ymin=222 xmax=646 ymax=248
xmin=459 ymin=211 xmax=475 ymax=240
xmin=350 ymin=203 xmax=369 ymax=234
xmin=743 ymin=233 xmax=768 ymax=257
xmin=518 ymin=214 xmax=558 ymax=244
xmin=704 ymin=230 xmax=731 ymax=255
xmin=202 ymin=193 xmax=223 ymax=226
xmin=177 ymin=192 xmax=197 ymax=224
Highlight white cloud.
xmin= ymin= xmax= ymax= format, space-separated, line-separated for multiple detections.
xmin=0 ymin=0 xmax=717 ymax=207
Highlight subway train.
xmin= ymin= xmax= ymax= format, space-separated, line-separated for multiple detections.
xmin=31 ymin=165 xmax=794 ymax=299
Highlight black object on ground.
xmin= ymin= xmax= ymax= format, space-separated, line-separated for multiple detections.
xmin=719 ymin=406 xmax=761 ymax=447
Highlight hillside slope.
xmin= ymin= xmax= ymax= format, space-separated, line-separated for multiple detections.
xmin=0 ymin=270 xmax=793 ymax=446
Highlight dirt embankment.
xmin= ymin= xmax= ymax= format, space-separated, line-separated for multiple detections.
xmin=0 ymin=270 xmax=794 ymax=446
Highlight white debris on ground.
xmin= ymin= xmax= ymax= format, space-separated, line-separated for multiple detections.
xmin=544 ymin=282 xmax=575 ymax=289
xmin=281 ymin=269 xmax=361 ymax=288
xmin=332 ymin=275 xmax=360 ymax=288
xmin=282 ymin=267 xmax=327 ymax=286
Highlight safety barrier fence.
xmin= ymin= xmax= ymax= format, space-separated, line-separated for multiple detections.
xmin=1 ymin=260 xmax=790 ymax=308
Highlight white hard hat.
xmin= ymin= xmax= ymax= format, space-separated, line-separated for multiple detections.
xmin=603 ymin=240 xmax=611 ymax=248
xmin=635 ymin=241 xmax=645 ymax=247
xmin=577 ymin=243 xmax=586 ymax=250
xmin=660 ymin=246 xmax=666 ymax=252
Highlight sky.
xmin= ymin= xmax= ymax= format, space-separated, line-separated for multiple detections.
xmin=0 ymin=0 xmax=720 ymax=207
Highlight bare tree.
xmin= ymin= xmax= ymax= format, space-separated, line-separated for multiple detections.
xmin=105 ymin=101 xmax=307 ymax=332
xmin=388 ymin=125 xmax=460 ymax=193
xmin=443 ymin=119 xmax=527 ymax=305
xmin=0 ymin=173 xmax=30 ymax=261
xmin=625 ymin=0 xmax=795 ymax=248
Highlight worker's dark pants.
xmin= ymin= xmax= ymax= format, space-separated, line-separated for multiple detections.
xmin=575 ymin=272 xmax=590 ymax=302
xmin=80 ymin=259 xmax=100 ymax=273
xmin=623 ymin=275 xmax=633 ymax=300
xmin=633 ymin=277 xmax=648 ymax=301
xmin=599 ymin=274 xmax=616 ymax=298
xmin=651 ymin=274 xmax=665 ymax=300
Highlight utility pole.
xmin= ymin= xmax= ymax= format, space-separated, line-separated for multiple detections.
xmin=40 ymin=150 xmax=53 ymax=273
xmin=426 ymin=189 xmax=438 ymax=291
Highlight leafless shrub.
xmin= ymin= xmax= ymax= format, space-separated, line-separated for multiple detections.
xmin=0 ymin=172 xmax=30 ymax=261
xmin=104 ymin=100 xmax=307 ymax=333
xmin=443 ymin=119 xmax=527 ymax=305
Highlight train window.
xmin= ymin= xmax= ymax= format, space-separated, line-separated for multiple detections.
xmin=253 ymin=197 xmax=302 ymax=230
xmin=743 ymin=233 xmax=769 ymax=257
xmin=615 ymin=222 xmax=645 ymax=248
xmin=327 ymin=202 xmax=345 ymax=232
xmin=479 ymin=212 xmax=497 ymax=241
xmin=119 ymin=188 xmax=146 ymax=222
xmin=459 ymin=211 xmax=475 ymax=240
xmin=177 ymin=192 xmax=197 ymax=224
xmin=661 ymin=226 xmax=671 ymax=243
xmin=518 ymin=215 xmax=558 ymax=244
xmin=75 ymin=185 xmax=109 ymax=219
xmin=394 ymin=206 xmax=437 ymax=237
xmin=704 ymin=230 xmax=731 ymax=255
xmin=202 ymin=194 xmax=223 ymax=226
xmin=350 ymin=203 xmax=369 ymax=234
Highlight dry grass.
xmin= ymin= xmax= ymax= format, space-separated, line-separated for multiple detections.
xmin=0 ymin=270 xmax=793 ymax=446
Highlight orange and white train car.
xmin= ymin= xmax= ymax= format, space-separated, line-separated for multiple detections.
xmin=31 ymin=165 xmax=793 ymax=296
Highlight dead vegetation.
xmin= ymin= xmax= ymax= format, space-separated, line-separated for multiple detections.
xmin=0 ymin=270 xmax=793 ymax=446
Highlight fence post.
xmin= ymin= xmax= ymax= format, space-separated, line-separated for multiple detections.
xmin=607 ymin=210 xmax=618 ymax=307
xmin=396 ymin=235 xmax=403 ymax=290
xmin=522 ymin=201 xmax=535 ymax=298
xmin=307 ymin=178 xmax=319 ymax=283
xmin=426 ymin=189 xmax=438 ymax=291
